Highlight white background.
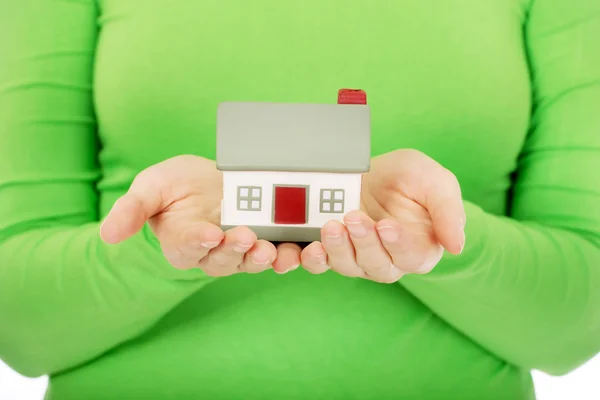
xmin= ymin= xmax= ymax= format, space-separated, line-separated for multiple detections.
xmin=1 ymin=357 xmax=600 ymax=399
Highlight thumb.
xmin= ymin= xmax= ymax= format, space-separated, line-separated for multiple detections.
xmin=378 ymin=150 xmax=466 ymax=254
xmin=415 ymin=164 xmax=466 ymax=255
xmin=424 ymin=181 xmax=466 ymax=255
xmin=100 ymin=171 xmax=164 ymax=244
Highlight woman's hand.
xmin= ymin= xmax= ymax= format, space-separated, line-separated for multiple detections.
xmin=300 ymin=149 xmax=466 ymax=283
xmin=100 ymin=155 xmax=296 ymax=276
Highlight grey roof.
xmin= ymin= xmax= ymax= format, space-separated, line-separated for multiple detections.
xmin=216 ymin=102 xmax=370 ymax=173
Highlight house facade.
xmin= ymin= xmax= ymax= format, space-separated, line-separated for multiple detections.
xmin=216 ymin=95 xmax=370 ymax=242
xmin=221 ymin=170 xmax=362 ymax=228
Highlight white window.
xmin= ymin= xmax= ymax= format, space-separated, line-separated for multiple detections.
xmin=320 ymin=189 xmax=344 ymax=214
xmin=237 ymin=186 xmax=262 ymax=211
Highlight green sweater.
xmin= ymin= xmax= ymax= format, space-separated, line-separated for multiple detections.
xmin=1 ymin=0 xmax=600 ymax=399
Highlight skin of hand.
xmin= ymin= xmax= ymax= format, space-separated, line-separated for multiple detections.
xmin=298 ymin=149 xmax=467 ymax=283
xmin=99 ymin=155 xmax=300 ymax=276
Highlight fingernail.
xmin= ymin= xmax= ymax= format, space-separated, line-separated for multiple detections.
xmin=325 ymin=234 xmax=344 ymax=245
xmin=457 ymin=221 xmax=466 ymax=254
xmin=233 ymin=243 xmax=252 ymax=253
xmin=199 ymin=241 xmax=220 ymax=249
xmin=252 ymin=255 xmax=271 ymax=265
xmin=377 ymin=226 xmax=399 ymax=243
xmin=346 ymin=221 xmax=367 ymax=238
xmin=276 ymin=264 xmax=298 ymax=274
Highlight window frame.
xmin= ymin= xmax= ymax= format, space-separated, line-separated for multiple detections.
xmin=319 ymin=188 xmax=345 ymax=214
xmin=237 ymin=186 xmax=262 ymax=211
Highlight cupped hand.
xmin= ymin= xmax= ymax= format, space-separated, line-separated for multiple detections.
xmin=100 ymin=155 xmax=297 ymax=276
xmin=300 ymin=149 xmax=466 ymax=283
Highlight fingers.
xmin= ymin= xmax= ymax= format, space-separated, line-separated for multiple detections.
xmin=160 ymin=221 xmax=225 ymax=269
xmin=272 ymin=243 xmax=302 ymax=274
xmin=239 ymin=240 xmax=277 ymax=274
xmin=375 ymin=218 xmax=444 ymax=275
xmin=300 ymin=241 xmax=330 ymax=274
xmin=344 ymin=211 xmax=403 ymax=283
xmin=320 ymin=220 xmax=366 ymax=278
xmin=164 ymin=224 xmax=279 ymax=275
xmin=199 ymin=226 xmax=257 ymax=276
xmin=311 ymin=211 xmax=435 ymax=283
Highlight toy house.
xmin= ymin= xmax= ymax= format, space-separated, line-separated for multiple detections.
xmin=216 ymin=89 xmax=371 ymax=242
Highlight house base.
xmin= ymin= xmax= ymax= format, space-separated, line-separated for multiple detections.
xmin=220 ymin=224 xmax=322 ymax=243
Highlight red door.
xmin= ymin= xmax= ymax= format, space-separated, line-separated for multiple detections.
xmin=273 ymin=186 xmax=307 ymax=224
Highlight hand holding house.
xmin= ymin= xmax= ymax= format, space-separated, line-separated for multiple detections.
xmin=216 ymin=89 xmax=371 ymax=242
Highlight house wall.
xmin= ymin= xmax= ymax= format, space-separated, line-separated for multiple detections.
xmin=221 ymin=171 xmax=362 ymax=227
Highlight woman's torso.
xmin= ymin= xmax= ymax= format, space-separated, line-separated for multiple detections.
xmin=49 ymin=1 xmax=535 ymax=398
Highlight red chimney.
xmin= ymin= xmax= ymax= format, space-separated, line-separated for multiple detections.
xmin=337 ymin=88 xmax=367 ymax=105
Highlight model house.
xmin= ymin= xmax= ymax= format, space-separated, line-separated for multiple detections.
xmin=216 ymin=89 xmax=371 ymax=242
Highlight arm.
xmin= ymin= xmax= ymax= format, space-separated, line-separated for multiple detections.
xmin=400 ymin=0 xmax=600 ymax=375
xmin=0 ymin=0 xmax=211 ymax=377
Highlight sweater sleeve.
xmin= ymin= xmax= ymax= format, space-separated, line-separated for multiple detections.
xmin=400 ymin=0 xmax=600 ymax=376
xmin=0 ymin=0 xmax=210 ymax=377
